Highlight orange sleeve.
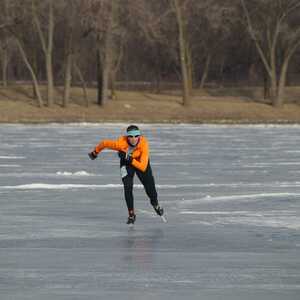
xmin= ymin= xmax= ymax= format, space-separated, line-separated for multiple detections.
xmin=131 ymin=138 xmax=149 ymax=172
xmin=94 ymin=137 xmax=123 ymax=154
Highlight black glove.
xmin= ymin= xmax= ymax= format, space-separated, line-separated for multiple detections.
xmin=118 ymin=151 xmax=126 ymax=160
xmin=88 ymin=151 xmax=98 ymax=160
xmin=118 ymin=151 xmax=132 ymax=166
xmin=124 ymin=155 xmax=133 ymax=166
xmin=118 ymin=151 xmax=126 ymax=165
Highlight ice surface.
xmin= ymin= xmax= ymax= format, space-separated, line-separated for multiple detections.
xmin=0 ymin=124 xmax=300 ymax=300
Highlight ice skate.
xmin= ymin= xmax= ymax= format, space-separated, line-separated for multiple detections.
xmin=126 ymin=214 xmax=136 ymax=225
xmin=153 ymin=205 xmax=167 ymax=223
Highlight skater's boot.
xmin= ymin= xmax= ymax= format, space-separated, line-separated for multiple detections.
xmin=127 ymin=210 xmax=136 ymax=225
xmin=126 ymin=214 xmax=136 ymax=225
xmin=153 ymin=205 xmax=164 ymax=216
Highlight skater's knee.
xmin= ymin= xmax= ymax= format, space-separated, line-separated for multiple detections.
xmin=122 ymin=175 xmax=133 ymax=188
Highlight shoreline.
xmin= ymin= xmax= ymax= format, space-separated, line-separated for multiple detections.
xmin=1 ymin=87 xmax=300 ymax=125
xmin=1 ymin=119 xmax=300 ymax=125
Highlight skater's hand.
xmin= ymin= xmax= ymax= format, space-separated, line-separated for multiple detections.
xmin=88 ymin=151 xmax=98 ymax=160
xmin=118 ymin=151 xmax=126 ymax=160
xmin=118 ymin=151 xmax=126 ymax=164
xmin=124 ymin=155 xmax=133 ymax=166
xmin=118 ymin=151 xmax=132 ymax=165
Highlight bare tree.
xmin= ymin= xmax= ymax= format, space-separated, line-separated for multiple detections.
xmin=61 ymin=0 xmax=77 ymax=107
xmin=15 ymin=39 xmax=43 ymax=107
xmin=2 ymin=0 xmax=300 ymax=111
xmin=60 ymin=0 xmax=95 ymax=107
xmin=101 ymin=0 xmax=115 ymax=105
xmin=128 ymin=0 xmax=192 ymax=103
xmin=74 ymin=61 xmax=89 ymax=107
xmin=124 ymin=0 xmax=173 ymax=92
xmin=0 ymin=0 xmax=10 ymax=86
xmin=171 ymin=0 xmax=190 ymax=106
xmin=83 ymin=0 xmax=117 ymax=106
xmin=32 ymin=0 xmax=55 ymax=107
xmin=0 ymin=38 xmax=9 ymax=87
xmin=241 ymin=0 xmax=300 ymax=107
xmin=110 ymin=30 xmax=126 ymax=100
xmin=189 ymin=0 xmax=238 ymax=89
xmin=0 ymin=1 xmax=44 ymax=107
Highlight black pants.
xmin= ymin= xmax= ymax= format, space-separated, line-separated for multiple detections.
xmin=121 ymin=161 xmax=158 ymax=213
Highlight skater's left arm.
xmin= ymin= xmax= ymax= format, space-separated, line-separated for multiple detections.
xmin=131 ymin=138 xmax=149 ymax=172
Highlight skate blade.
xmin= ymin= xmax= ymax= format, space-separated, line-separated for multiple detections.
xmin=161 ymin=215 xmax=167 ymax=223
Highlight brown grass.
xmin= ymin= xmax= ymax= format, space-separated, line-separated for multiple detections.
xmin=0 ymin=84 xmax=300 ymax=123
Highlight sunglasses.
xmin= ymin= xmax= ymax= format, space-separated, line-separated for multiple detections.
xmin=128 ymin=135 xmax=140 ymax=138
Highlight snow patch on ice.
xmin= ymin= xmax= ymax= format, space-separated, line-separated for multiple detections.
xmin=0 ymin=164 xmax=21 ymax=168
xmin=247 ymin=162 xmax=300 ymax=166
xmin=225 ymin=216 xmax=300 ymax=230
xmin=181 ymin=192 xmax=300 ymax=204
xmin=1 ymin=182 xmax=210 ymax=190
xmin=0 ymin=183 xmax=124 ymax=190
xmin=0 ymin=156 xmax=25 ymax=159
xmin=181 ymin=209 xmax=300 ymax=229
xmin=56 ymin=171 xmax=94 ymax=177
xmin=180 ymin=211 xmax=267 ymax=216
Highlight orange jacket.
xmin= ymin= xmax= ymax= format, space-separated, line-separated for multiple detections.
xmin=94 ymin=136 xmax=149 ymax=172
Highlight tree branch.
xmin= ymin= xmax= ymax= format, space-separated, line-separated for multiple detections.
xmin=48 ymin=0 xmax=54 ymax=53
xmin=32 ymin=0 xmax=47 ymax=53
xmin=240 ymin=0 xmax=272 ymax=76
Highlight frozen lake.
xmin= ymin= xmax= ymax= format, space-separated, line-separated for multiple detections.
xmin=0 ymin=123 xmax=300 ymax=300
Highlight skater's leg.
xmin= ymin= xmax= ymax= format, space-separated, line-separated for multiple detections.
xmin=137 ymin=164 xmax=164 ymax=217
xmin=121 ymin=165 xmax=136 ymax=217
xmin=136 ymin=162 xmax=159 ymax=208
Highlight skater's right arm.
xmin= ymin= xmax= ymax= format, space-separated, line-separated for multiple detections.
xmin=89 ymin=137 xmax=125 ymax=160
xmin=93 ymin=137 xmax=124 ymax=154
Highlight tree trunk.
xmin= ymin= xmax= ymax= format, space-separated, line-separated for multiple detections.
xmin=101 ymin=52 xmax=111 ymax=104
xmin=200 ymin=54 xmax=211 ymax=89
xmin=46 ymin=52 xmax=54 ymax=106
xmin=63 ymin=53 xmax=72 ymax=107
xmin=263 ymin=69 xmax=270 ymax=100
xmin=275 ymin=56 xmax=292 ymax=107
xmin=32 ymin=0 xmax=54 ymax=106
xmin=32 ymin=45 xmax=39 ymax=98
xmin=2 ymin=48 xmax=8 ymax=87
xmin=16 ymin=39 xmax=43 ymax=107
xmin=154 ymin=68 xmax=162 ymax=94
xmin=174 ymin=0 xmax=190 ymax=106
xmin=74 ymin=62 xmax=88 ymax=107
xmin=63 ymin=0 xmax=77 ymax=108
xmin=110 ymin=29 xmax=125 ymax=100
xmin=96 ymin=45 xmax=103 ymax=106
xmin=110 ymin=72 xmax=117 ymax=100
xmin=2 ymin=0 xmax=9 ymax=87
xmin=186 ymin=44 xmax=193 ymax=95
xmin=100 ymin=1 xmax=114 ymax=105
xmin=46 ymin=1 xmax=54 ymax=106
xmin=219 ymin=56 xmax=225 ymax=87
xmin=270 ymin=74 xmax=278 ymax=105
